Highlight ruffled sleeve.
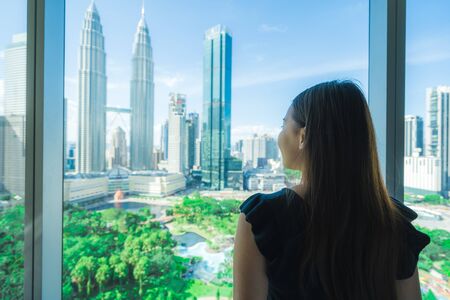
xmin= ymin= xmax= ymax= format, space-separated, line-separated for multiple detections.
xmin=390 ymin=197 xmax=431 ymax=280
xmin=239 ymin=193 xmax=282 ymax=262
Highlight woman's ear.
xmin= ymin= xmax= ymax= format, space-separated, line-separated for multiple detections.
xmin=298 ymin=127 xmax=306 ymax=149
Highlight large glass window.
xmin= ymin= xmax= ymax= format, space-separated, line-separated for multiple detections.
xmin=0 ymin=1 xmax=27 ymax=298
xmin=404 ymin=0 xmax=450 ymax=298
xmin=63 ymin=1 xmax=367 ymax=298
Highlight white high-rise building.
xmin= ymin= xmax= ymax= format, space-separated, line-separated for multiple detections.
xmin=404 ymin=156 xmax=441 ymax=193
xmin=107 ymin=126 xmax=128 ymax=169
xmin=2 ymin=33 xmax=27 ymax=197
xmin=130 ymin=5 xmax=154 ymax=171
xmin=167 ymin=93 xmax=187 ymax=175
xmin=242 ymin=134 xmax=278 ymax=168
xmin=4 ymin=33 xmax=27 ymax=116
xmin=195 ymin=138 xmax=201 ymax=167
xmin=77 ymin=2 xmax=107 ymax=173
xmin=425 ymin=86 xmax=450 ymax=192
xmin=405 ymin=115 xmax=423 ymax=156
xmin=185 ymin=112 xmax=199 ymax=171
xmin=160 ymin=119 xmax=169 ymax=160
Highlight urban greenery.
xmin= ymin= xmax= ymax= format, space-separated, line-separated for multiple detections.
xmin=0 ymin=204 xmax=24 ymax=299
xmin=171 ymin=194 xmax=240 ymax=250
xmin=416 ymin=225 xmax=450 ymax=277
xmin=405 ymin=192 xmax=450 ymax=205
xmin=63 ymin=204 xmax=191 ymax=299
xmin=0 ymin=197 xmax=448 ymax=299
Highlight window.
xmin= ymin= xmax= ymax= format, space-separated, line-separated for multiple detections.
xmin=63 ymin=1 xmax=368 ymax=298
xmin=0 ymin=1 xmax=27 ymax=298
xmin=404 ymin=1 xmax=450 ymax=298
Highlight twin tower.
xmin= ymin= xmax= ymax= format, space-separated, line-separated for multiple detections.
xmin=77 ymin=2 xmax=154 ymax=173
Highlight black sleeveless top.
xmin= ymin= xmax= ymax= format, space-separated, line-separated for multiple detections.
xmin=239 ymin=187 xmax=431 ymax=299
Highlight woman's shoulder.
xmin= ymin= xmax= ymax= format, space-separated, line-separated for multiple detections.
xmin=238 ymin=188 xmax=293 ymax=261
xmin=239 ymin=188 xmax=298 ymax=219
xmin=389 ymin=196 xmax=431 ymax=280
xmin=389 ymin=196 xmax=418 ymax=221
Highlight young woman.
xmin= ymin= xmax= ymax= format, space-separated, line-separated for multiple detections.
xmin=233 ymin=80 xmax=431 ymax=300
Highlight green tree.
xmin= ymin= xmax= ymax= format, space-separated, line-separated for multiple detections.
xmin=423 ymin=194 xmax=445 ymax=204
xmin=95 ymin=261 xmax=111 ymax=292
xmin=77 ymin=256 xmax=97 ymax=296
xmin=134 ymin=256 xmax=150 ymax=296
xmin=71 ymin=259 xmax=88 ymax=294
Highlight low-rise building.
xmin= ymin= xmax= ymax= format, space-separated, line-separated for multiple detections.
xmin=404 ymin=156 xmax=442 ymax=195
xmin=244 ymin=168 xmax=286 ymax=191
xmin=64 ymin=173 xmax=108 ymax=206
xmin=129 ymin=170 xmax=186 ymax=197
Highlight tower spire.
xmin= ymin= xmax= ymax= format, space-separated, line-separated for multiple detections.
xmin=141 ymin=0 xmax=145 ymax=17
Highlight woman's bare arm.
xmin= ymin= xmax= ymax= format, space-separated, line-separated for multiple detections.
xmin=396 ymin=266 xmax=422 ymax=300
xmin=233 ymin=213 xmax=268 ymax=300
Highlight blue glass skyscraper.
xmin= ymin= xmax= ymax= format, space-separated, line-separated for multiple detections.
xmin=201 ymin=25 xmax=232 ymax=190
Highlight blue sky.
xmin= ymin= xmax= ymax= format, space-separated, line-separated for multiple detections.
xmin=1 ymin=0 xmax=450 ymax=146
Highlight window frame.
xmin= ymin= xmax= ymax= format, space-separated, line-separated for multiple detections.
xmin=24 ymin=0 xmax=65 ymax=299
xmin=368 ymin=0 xmax=406 ymax=202
xmin=21 ymin=0 xmax=407 ymax=298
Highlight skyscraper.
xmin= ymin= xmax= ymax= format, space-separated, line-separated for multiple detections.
xmin=195 ymin=138 xmax=201 ymax=167
xmin=160 ymin=120 xmax=169 ymax=160
xmin=201 ymin=25 xmax=232 ymax=190
xmin=108 ymin=126 xmax=128 ymax=168
xmin=77 ymin=2 xmax=107 ymax=173
xmin=167 ymin=93 xmax=187 ymax=174
xmin=242 ymin=134 xmax=278 ymax=168
xmin=425 ymin=86 xmax=450 ymax=192
xmin=2 ymin=33 xmax=27 ymax=197
xmin=186 ymin=112 xmax=199 ymax=171
xmin=0 ymin=117 xmax=5 ymax=193
xmin=130 ymin=5 xmax=154 ymax=171
xmin=404 ymin=115 xmax=423 ymax=156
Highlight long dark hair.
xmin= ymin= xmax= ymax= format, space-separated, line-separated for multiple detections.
xmin=290 ymin=80 xmax=405 ymax=300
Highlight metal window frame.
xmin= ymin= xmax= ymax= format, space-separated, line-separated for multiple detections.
xmin=19 ymin=0 xmax=408 ymax=298
xmin=24 ymin=0 xmax=65 ymax=299
xmin=368 ymin=0 xmax=406 ymax=202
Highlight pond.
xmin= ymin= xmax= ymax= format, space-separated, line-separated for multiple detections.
xmin=172 ymin=231 xmax=206 ymax=247
xmin=174 ymin=232 xmax=233 ymax=282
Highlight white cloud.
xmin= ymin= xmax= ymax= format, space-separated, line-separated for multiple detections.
xmin=234 ymin=58 xmax=367 ymax=88
xmin=259 ymin=24 xmax=288 ymax=33
xmin=107 ymin=59 xmax=127 ymax=73
xmin=406 ymin=36 xmax=450 ymax=65
xmin=231 ymin=125 xmax=280 ymax=143
xmin=108 ymin=82 xmax=129 ymax=90
xmin=155 ymin=72 xmax=185 ymax=88
xmin=407 ymin=52 xmax=450 ymax=65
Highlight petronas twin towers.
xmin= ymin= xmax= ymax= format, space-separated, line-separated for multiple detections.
xmin=77 ymin=2 xmax=154 ymax=173
xmin=130 ymin=6 xmax=154 ymax=171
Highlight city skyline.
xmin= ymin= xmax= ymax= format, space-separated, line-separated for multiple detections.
xmin=3 ymin=1 xmax=450 ymax=146
xmin=46 ymin=0 xmax=370 ymax=145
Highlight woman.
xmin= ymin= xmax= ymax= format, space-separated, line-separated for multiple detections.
xmin=233 ymin=80 xmax=431 ymax=300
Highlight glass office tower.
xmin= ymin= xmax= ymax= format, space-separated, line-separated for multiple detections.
xmin=201 ymin=24 xmax=232 ymax=190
